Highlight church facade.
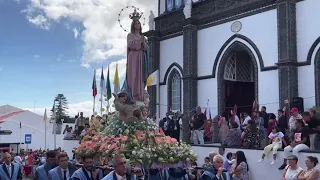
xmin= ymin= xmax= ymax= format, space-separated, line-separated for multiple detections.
xmin=145 ymin=0 xmax=320 ymax=118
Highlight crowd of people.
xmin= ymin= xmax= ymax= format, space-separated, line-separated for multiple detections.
xmin=3 ymin=146 xmax=318 ymax=180
xmin=2 ymin=104 xmax=318 ymax=179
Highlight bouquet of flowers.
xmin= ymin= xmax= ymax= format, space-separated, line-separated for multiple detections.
xmin=76 ymin=112 xmax=197 ymax=169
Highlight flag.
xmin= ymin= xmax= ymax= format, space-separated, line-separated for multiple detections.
xmin=100 ymin=68 xmax=106 ymax=95
xmin=43 ymin=109 xmax=47 ymax=122
xmin=106 ymin=66 xmax=112 ymax=100
xmin=92 ymin=69 xmax=98 ymax=97
xmin=20 ymin=122 xmax=21 ymax=129
xmin=146 ymin=70 xmax=159 ymax=87
xmin=113 ymin=63 xmax=120 ymax=93
xmin=51 ymin=101 xmax=56 ymax=118
xmin=203 ymin=100 xmax=211 ymax=120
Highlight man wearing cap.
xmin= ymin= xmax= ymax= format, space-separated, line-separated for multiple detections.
xmin=288 ymin=108 xmax=302 ymax=139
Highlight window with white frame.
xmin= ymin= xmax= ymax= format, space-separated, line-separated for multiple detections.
xmin=171 ymin=73 xmax=181 ymax=111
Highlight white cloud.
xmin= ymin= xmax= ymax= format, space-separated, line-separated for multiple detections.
xmin=73 ymin=28 xmax=79 ymax=39
xmin=24 ymin=100 xmax=96 ymax=118
xmin=23 ymin=0 xmax=157 ymax=66
xmin=95 ymin=58 xmax=127 ymax=84
xmin=25 ymin=59 xmax=127 ymax=118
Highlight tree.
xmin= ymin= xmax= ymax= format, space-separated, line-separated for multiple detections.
xmin=52 ymin=94 xmax=69 ymax=123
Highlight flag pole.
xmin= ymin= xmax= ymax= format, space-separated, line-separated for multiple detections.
xmin=53 ymin=101 xmax=57 ymax=150
xmin=44 ymin=109 xmax=47 ymax=150
xmin=93 ymin=69 xmax=96 ymax=114
xmin=156 ymin=70 xmax=160 ymax=118
xmin=19 ymin=122 xmax=21 ymax=153
xmin=100 ymin=66 xmax=103 ymax=116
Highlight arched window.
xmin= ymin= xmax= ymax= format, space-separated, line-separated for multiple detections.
xmin=168 ymin=69 xmax=182 ymax=112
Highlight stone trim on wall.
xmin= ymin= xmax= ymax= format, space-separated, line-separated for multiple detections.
xmin=159 ymin=62 xmax=184 ymax=85
xmin=144 ymin=30 xmax=160 ymax=116
xmin=217 ymin=41 xmax=259 ymax=115
xmin=276 ymin=0 xmax=298 ymax=108
xmin=212 ymin=34 xmax=277 ymax=78
xmin=315 ymin=48 xmax=320 ymax=107
xmin=155 ymin=0 xmax=277 ymax=39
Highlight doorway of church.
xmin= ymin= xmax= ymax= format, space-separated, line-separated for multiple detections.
xmin=224 ymin=80 xmax=255 ymax=116
xmin=220 ymin=50 xmax=256 ymax=118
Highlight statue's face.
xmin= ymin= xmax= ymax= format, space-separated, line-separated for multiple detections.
xmin=119 ymin=96 xmax=127 ymax=103
xmin=134 ymin=20 xmax=141 ymax=30
xmin=142 ymin=107 xmax=148 ymax=116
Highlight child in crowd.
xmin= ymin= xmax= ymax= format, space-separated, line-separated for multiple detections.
xmin=258 ymin=126 xmax=287 ymax=164
xmin=224 ymin=152 xmax=236 ymax=171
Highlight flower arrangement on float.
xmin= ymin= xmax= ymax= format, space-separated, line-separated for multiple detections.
xmin=75 ymin=116 xmax=197 ymax=169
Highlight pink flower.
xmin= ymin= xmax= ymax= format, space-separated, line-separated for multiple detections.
xmin=170 ymin=138 xmax=177 ymax=144
xmin=92 ymin=119 xmax=100 ymax=125
xmin=155 ymin=137 xmax=163 ymax=144
xmin=165 ymin=136 xmax=172 ymax=144
xmin=120 ymin=136 xmax=128 ymax=142
xmin=159 ymin=129 xmax=165 ymax=136
xmin=109 ymin=143 xmax=118 ymax=151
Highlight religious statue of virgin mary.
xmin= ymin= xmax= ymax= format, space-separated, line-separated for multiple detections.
xmin=121 ymin=9 xmax=149 ymax=106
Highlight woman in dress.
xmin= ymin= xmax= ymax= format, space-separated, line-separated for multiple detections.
xmin=223 ymin=121 xmax=242 ymax=146
xmin=241 ymin=120 xmax=260 ymax=148
xmin=231 ymin=151 xmax=249 ymax=180
xmin=282 ymin=155 xmax=303 ymax=180
xmin=254 ymin=111 xmax=265 ymax=146
xmin=298 ymin=156 xmax=320 ymax=180
xmin=124 ymin=19 xmax=149 ymax=102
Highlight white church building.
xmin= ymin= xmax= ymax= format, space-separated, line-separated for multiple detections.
xmin=145 ymin=0 xmax=320 ymax=117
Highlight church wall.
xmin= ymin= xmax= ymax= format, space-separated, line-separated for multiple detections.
xmin=197 ymin=79 xmax=218 ymax=116
xmin=258 ymin=70 xmax=279 ymax=114
xmin=298 ymin=65 xmax=316 ymax=109
xmin=159 ymin=85 xmax=168 ymax=118
xmin=296 ymin=0 xmax=320 ymax=108
xmin=197 ymin=9 xmax=278 ymax=77
xmin=159 ymin=36 xmax=184 ymax=117
xmin=159 ymin=36 xmax=183 ymax=82
xmin=296 ymin=0 xmax=320 ymax=63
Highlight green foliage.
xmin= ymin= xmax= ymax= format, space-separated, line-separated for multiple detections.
xmin=52 ymin=94 xmax=69 ymax=123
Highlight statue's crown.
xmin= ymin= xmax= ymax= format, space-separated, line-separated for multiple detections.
xmin=129 ymin=8 xmax=142 ymax=21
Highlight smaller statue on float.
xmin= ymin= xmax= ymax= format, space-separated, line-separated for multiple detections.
xmin=113 ymin=92 xmax=139 ymax=122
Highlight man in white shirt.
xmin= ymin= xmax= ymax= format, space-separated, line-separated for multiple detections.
xmin=241 ymin=113 xmax=251 ymax=130
xmin=0 ymin=152 xmax=22 ymax=180
xmin=231 ymin=110 xmax=241 ymax=130
xmin=14 ymin=154 xmax=22 ymax=164
xmin=48 ymin=152 xmax=76 ymax=180
xmin=102 ymin=154 xmax=136 ymax=180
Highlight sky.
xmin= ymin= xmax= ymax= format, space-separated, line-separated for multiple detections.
xmin=0 ymin=0 xmax=157 ymax=117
